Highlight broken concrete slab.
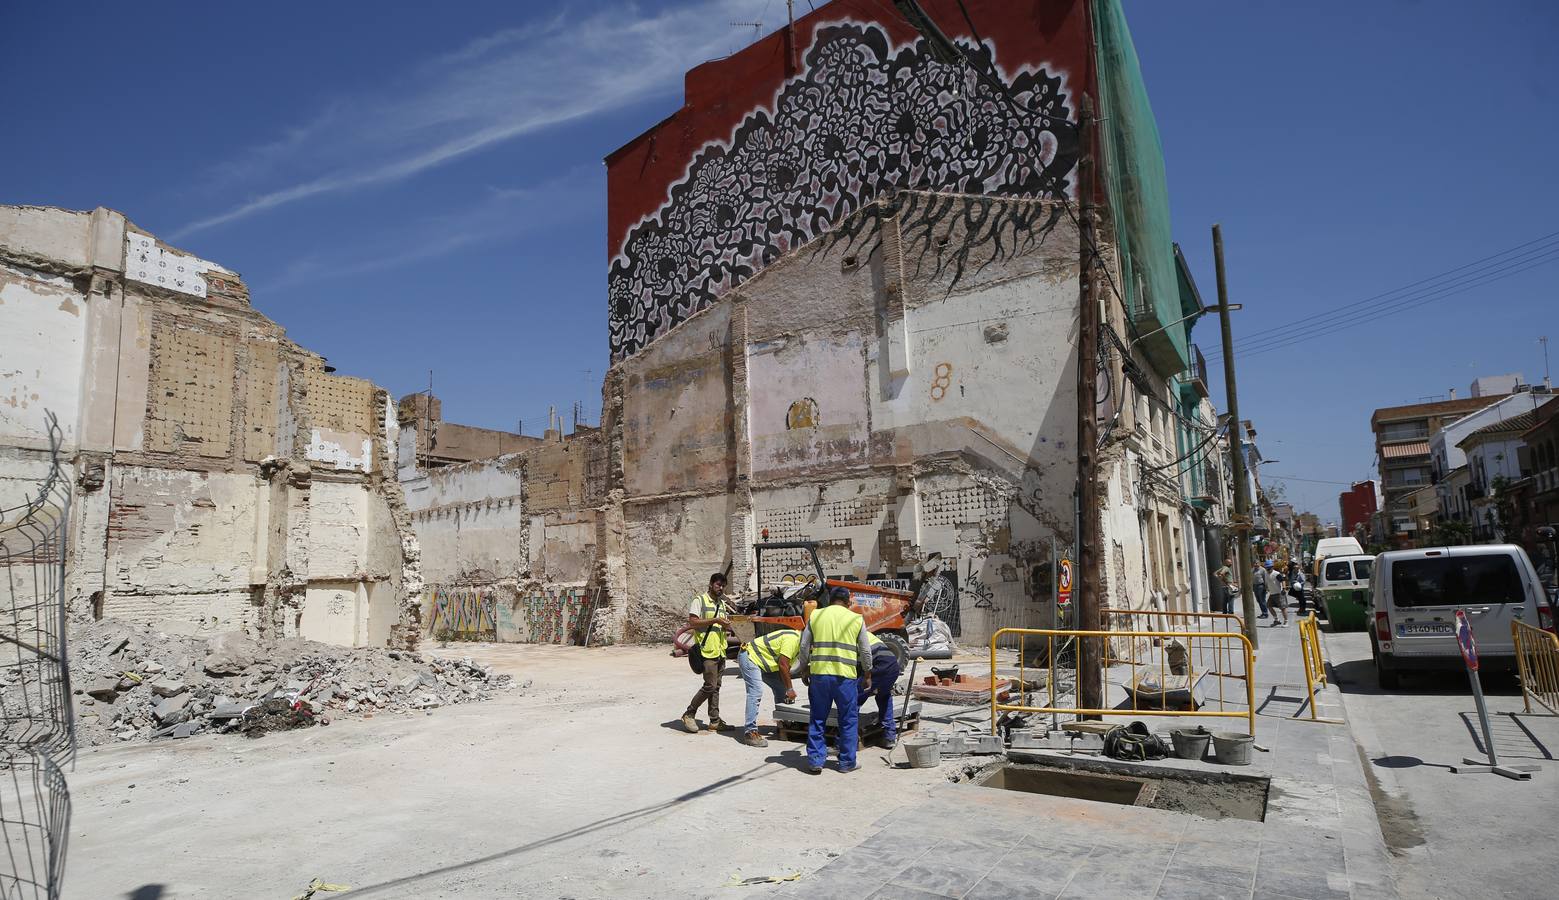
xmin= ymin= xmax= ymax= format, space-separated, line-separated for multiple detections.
xmin=149 ymin=679 xmax=187 ymax=698
xmin=203 ymin=631 xmax=259 ymax=676
xmin=85 ymin=677 xmax=120 ymax=702
xmin=152 ymin=694 xmax=191 ymax=725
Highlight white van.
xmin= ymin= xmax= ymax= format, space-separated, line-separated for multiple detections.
xmin=1368 ymin=544 xmax=1556 ymax=688
xmin=1312 ymin=536 xmax=1365 ymax=578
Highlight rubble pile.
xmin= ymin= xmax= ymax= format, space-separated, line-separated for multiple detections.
xmin=51 ymin=619 xmax=513 ymax=746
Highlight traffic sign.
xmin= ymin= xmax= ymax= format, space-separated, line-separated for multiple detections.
xmin=1455 ymin=608 xmax=1479 ymax=672
xmin=1057 ymin=558 xmax=1073 ymax=606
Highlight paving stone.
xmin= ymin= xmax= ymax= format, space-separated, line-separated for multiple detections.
xmin=1164 ymin=855 xmax=1256 ymax=888
xmin=870 ymin=885 xmax=960 ymax=900
xmin=886 ymin=861 xmax=987 ymax=898
xmin=1056 ymin=855 xmax=1166 ymax=900
xmin=917 ymin=837 xmax=1009 ymax=872
xmin=1253 ymin=864 xmax=1350 ymax=900
xmin=1155 ymin=873 xmax=1250 ymax=900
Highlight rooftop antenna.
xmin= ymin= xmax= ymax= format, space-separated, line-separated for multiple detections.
xmin=1541 ymin=335 xmax=1551 ymax=389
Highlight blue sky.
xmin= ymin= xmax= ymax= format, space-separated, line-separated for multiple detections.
xmin=3 ymin=1 xmax=1555 ymax=521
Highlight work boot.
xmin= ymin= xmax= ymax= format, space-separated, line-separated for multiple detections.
xmin=838 ymin=762 xmax=860 ymax=774
xmin=681 ymin=714 xmax=700 ymax=734
xmin=804 ymin=763 xmax=823 ymax=775
xmin=708 ymin=718 xmax=731 ymax=732
xmin=881 ymin=735 xmax=897 ymax=750
xmin=742 ymin=730 xmax=769 ymax=748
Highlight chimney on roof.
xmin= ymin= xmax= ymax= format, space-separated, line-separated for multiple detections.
xmin=1449 ymin=388 xmax=1456 ymax=400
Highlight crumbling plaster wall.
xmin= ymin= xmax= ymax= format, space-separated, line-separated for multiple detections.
xmin=608 ymin=193 xmax=1080 ymax=644
xmin=400 ymin=428 xmax=607 ymax=643
xmin=0 ymin=205 xmax=421 ymax=648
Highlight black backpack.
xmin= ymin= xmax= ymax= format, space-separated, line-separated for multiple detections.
xmin=1104 ymin=721 xmax=1169 ymax=761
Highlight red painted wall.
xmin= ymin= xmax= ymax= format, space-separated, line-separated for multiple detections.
xmin=604 ymin=0 xmax=1095 ymax=359
xmin=1340 ymin=482 xmax=1379 ymax=537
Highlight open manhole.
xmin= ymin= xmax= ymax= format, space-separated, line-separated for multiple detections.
xmin=970 ymin=760 xmax=1269 ymax=822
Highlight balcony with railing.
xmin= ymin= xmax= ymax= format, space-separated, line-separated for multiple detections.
xmin=1190 ymin=344 xmax=1210 ymax=398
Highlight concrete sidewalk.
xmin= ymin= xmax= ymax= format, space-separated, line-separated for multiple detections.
xmin=780 ymin=622 xmax=1397 ymax=899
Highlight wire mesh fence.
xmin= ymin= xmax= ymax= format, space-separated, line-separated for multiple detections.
xmin=0 ymin=413 xmax=74 ymax=899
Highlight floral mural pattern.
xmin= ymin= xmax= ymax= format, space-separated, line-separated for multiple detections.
xmin=608 ymin=21 xmax=1078 ymax=359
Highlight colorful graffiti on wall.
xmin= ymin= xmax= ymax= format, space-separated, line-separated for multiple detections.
xmin=607 ymin=19 xmax=1079 ymax=359
xmin=427 ymin=587 xmax=497 ymax=640
xmin=495 ymin=587 xmax=600 ymax=645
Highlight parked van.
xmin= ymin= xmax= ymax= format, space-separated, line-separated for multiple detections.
xmin=1317 ymin=553 xmax=1374 ymax=632
xmin=1368 ymin=544 xmax=1556 ymax=688
xmin=1312 ymin=536 xmax=1365 ymax=579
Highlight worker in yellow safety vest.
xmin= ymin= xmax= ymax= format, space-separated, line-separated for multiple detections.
xmin=797 ymin=586 xmax=872 ymax=774
xmin=680 ymin=572 xmax=731 ymax=734
xmin=735 ymin=628 xmax=801 ymax=748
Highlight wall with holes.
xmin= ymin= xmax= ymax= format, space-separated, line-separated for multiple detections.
xmin=611 ymin=191 xmax=1079 ymax=644
xmin=101 ymin=466 xmax=261 ymax=634
xmin=1 ymin=205 xmax=419 ymax=648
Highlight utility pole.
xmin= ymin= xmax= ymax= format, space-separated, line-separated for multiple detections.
xmin=1541 ymin=335 xmax=1551 ymax=390
xmin=1213 ymin=225 xmax=1258 ymax=650
xmin=1075 ymin=96 xmax=1104 ymax=711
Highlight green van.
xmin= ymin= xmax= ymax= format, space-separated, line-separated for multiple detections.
xmin=1318 ymin=554 xmax=1374 ymax=631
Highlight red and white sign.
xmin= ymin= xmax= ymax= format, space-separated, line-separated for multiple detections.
xmin=1057 ymin=558 xmax=1073 ymax=606
xmin=1455 ymin=608 xmax=1479 ymax=672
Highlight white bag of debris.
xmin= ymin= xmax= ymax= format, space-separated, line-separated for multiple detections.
xmin=907 ymin=615 xmax=954 ymax=654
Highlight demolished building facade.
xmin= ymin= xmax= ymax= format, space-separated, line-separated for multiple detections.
xmin=0 ymin=205 xmax=422 ymax=648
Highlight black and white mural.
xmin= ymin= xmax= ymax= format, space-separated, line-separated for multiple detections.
xmin=608 ymin=21 xmax=1079 ymax=359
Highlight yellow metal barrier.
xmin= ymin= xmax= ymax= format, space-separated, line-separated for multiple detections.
xmin=1293 ymin=612 xmax=1341 ymax=724
xmin=1513 ymin=620 xmax=1559 ymax=715
xmin=1101 ymin=608 xmax=1247 ymax=679
xmin=989 ymin=627 xmax=1257 ymax=736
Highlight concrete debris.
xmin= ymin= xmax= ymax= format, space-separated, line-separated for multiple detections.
xmin=41 ymin=619 xmax=515 ymax=746
xmin=149 ymin=679 xmax=187 ymax=698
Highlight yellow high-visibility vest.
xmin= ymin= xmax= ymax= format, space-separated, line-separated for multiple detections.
xmin=807 ymin=604 xmax=864 ymax=677
xmin=746 ymin=629 xmax=801 ymax=673
xmin=692 ymin=593 xmax=728 ymax=659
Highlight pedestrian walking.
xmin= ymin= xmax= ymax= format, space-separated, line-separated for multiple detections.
xmin=798 ymin=586 xmax=872 ymax=774
xmin=1251 ymin=560 xmax=1269 ymax=619
xmin=1288 ymin=561 xmax=1310 ymax=617
xmin=858 ymin=632 xmax=903 ymax=749
xmin=736 ymin=628 xmax=801 ymax=747
xmin=680 ymin=573 xmax=731 ymax=734
xmin=1265 ymin=561 xmax=1289 ymax=626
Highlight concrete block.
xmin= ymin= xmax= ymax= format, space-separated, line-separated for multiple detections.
xmin=152 ymin=693 xmax=191 ymax=724
xmin=149 ymin=679 xmax=187 ymax=698
xmin=85 ymin=677 xmax=120 ymax=702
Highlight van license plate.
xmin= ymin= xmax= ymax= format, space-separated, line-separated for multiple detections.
xmin=1398 ymin=623 xmax=1452 ymax=636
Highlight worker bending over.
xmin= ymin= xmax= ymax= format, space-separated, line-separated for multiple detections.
xmin=797 ymin=586 xmax=872 ymax=774
xmin=736 ymin=628 xmax=801 ymax=748
xmin=858 ymin=633 xmax=902 ymax=750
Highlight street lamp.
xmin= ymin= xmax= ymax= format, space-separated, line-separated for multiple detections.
xmin=1129 ymin=303 xmax=1243 ymax=348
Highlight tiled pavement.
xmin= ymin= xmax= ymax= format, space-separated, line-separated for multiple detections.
xmin=780 ymin=622 xmax=1397 ymax=900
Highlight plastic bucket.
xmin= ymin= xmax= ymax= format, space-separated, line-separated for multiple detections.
xmin=1211 ymin=732 xmax=1254 ymax=766
xmin=903 ymin=734 xmax=941 ymax=769
xmin=1169 ymin=727 xmax=1212 ymax=760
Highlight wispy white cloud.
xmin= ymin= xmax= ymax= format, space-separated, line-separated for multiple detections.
xmin=172 ymin=1 xmax=746 ymax=240
xmin=255 ymin=166 xmax=599 ymax=293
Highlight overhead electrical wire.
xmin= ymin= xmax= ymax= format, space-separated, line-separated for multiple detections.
xmin=1205 ymin=233 xmax=1559 ymax=365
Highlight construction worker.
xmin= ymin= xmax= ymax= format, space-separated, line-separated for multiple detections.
xmin=681 ymin=573 xmax=731 ymax=734
xmin=797 ymin=585 xmax=872 ymax=774
xmin=736 ymin=628 xmax=801 ymax=748
xmin=858 ymin=632 xmax=902 ymax=749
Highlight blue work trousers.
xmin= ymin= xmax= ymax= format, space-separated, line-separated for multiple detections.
xmin=858 ymin=650 xmax=902 ymax=740
xmin=806 ymin=674 xmax=858 ymax=769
